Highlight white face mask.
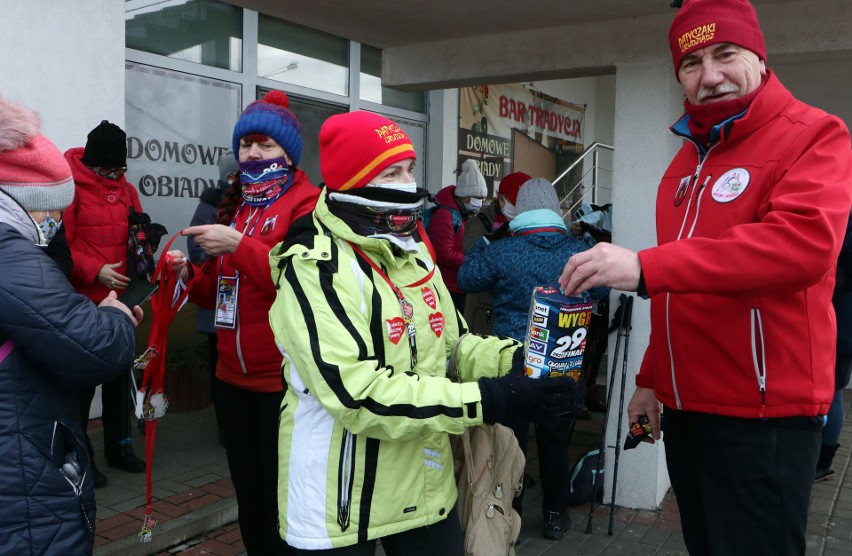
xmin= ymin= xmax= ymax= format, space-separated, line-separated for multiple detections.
xmin=464 ymin=197 xmax=483 ymax=214
xmin=368 ymin=182 xmax=418 ymax=194
xmin=501 ymin=200 xmax=519 ymax=221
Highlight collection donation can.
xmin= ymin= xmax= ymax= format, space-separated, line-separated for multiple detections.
xmin=523 ymin=285 xmax=593 ymax=380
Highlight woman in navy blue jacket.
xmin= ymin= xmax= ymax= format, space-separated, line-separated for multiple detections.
xmin=0 ymin=96 xmax=141 ymax=555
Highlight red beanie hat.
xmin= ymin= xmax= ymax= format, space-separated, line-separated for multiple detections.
xmin=497 ymin=172 xmax=532 ymax=205
xmin=669 ymin=0 xmax=766 ymax=73
xmin=320 ymin=111 xmax=416 ymax=191
xmin=0 ymin=97 xmax=74 ymax=211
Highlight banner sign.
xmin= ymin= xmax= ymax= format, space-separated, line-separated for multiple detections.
xmin=458 ymin=84 xmax=584 ymax=195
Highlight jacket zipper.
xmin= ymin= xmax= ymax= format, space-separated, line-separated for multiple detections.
xmin=667 ymin=145 xmax=713 ymax=409
xmin=236 ymin=321 xmax=248 ymax=375
xmin=337 ymin=430 xmax=355 ymax=531
xmin=52 ymin=422 xmax=94 ymax=533
xmin=750 ymin=308 xmax=767 ymax=417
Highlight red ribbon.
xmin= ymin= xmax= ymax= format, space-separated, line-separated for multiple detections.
xmin=137 ymin=232 xmax=198 ymax=542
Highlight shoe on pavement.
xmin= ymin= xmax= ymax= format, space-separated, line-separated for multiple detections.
xmin=105 ymin=451 xmax=146 ymax=473
xmin=815 ymin=466 xmax=836 ymax=482
xmin=90 ymin=463 xmax=108 ymax=488
xmin=543 ymin=510 xmax=571 ymax=540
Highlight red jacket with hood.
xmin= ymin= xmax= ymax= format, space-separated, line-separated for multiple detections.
xmin=636 ymin=72 xmax=852 ymax=419
xmin=63 ymin=147 xmax=143 ymax=303
xmin=189 ymin=169 xmax=319 ymax=392
xmin=428 ymin=185 xmax=466 ymax=293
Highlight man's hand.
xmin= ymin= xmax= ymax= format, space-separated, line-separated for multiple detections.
xmin=558 ymin=242 xmax=642 ymax=296
xmin=182 ymin=224 xmax=243 ymax=257
xmin=98 ymin=261 xmax=130 ymax=290
xmin=98 ymin=290 xmax=144 ymax=327
xmin=626 ymin=386 xmax=662 ymax=443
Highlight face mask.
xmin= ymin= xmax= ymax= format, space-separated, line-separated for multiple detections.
xmin=38 ymin=214 xmax=62 ymax=243
xmin=239 ymin=156 xmax=292 ymax=206
xmin=326 ymin=196 xmax=422 ymax=237
xmin=464 ymin=197 xmax=483 ymax=215
xmin=501 ymin=200 xmax=518 ymax=221
xmin=369 ymin=182 xmax=418 ymax=194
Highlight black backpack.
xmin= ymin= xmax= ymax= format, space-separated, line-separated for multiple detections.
xmin=422 ymin=204 xmax=462 ymax=234
xmin=566 ymin=448 xmax=606 ymax=506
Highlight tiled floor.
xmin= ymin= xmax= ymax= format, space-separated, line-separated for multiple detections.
xmin=93 ymin=399 xmax=852 ymax=555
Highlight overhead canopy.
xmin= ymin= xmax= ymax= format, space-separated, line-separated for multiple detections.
xmin=223 ymin=0 xmax=852 ymax=89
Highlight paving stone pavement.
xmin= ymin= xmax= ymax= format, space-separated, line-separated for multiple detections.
xmin=92 ymin=399 xmax=852 ymax=555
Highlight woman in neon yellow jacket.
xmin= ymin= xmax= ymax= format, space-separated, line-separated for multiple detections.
xmin=268 ymin=111 xmax=575 ymax=554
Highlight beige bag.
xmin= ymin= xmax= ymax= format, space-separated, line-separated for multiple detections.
xmin=448 ymin=335 xmax=526 ymax=556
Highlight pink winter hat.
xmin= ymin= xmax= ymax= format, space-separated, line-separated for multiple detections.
xmin=0 ymin=97 xmax=74 ymax=211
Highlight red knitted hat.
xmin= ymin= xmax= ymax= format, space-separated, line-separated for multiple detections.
xmin=0 ymin=97 xmax=74 ymax=211
xmin=669 ymin=0 xmax=766 ymax=73
xmin=497 ymin=172 xmax=532 ymax=204
xmin=320 ymin=111 xmax=416 ymax=191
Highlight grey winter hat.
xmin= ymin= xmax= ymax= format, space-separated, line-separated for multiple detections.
xmin=515 ymin=177 xmax=562 ymax=215
xmin=217 ymin=149 xmax=239 ymax=182
xmin=454 ymin=159 xmax=487 ymax=198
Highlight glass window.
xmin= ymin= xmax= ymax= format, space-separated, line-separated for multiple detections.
xmin=124 ymin=61 xmax=242 ymax=255
xmin=258 ymin=88 xmax=347 ymax=186
xmin=125 ymin=0 xmax=242 ymax=72
xmin=258 ymin=16 xmax=348 ymax=96
xmin=360 ymin=46 xmax=425 ymax=113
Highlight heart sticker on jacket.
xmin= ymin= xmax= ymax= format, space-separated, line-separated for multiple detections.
xmin=386 ymin=317 xmax=405 ymax=344
xmin=422 ymin=287 xmax=436 ymax=309
xmin=429 ymin=312 xmax=444 ymax=337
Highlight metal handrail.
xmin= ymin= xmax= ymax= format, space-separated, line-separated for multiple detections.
xmin=554 ymin=141 xmax=614 ymax=217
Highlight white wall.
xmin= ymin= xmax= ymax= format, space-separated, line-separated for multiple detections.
xmin=772 ymin=55 xmax=852 ymax=129
xmin=604 ymin=60 xmax=684 ymax=509
xmin=0 ymin=1 xmax=126 ymax=153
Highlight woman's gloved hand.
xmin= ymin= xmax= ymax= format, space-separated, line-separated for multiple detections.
xmin=477 ymin=349 xmax=578 ymax=424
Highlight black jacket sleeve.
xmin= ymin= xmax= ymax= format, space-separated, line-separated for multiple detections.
xmin=41 ymin=225 xmax=73 ymax=278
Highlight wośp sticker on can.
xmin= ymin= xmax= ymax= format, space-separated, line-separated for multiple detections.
xmin=523 ymin=284 xmax=593 ymax=380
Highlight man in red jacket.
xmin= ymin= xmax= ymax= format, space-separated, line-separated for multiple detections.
xmin=558 ymin=1 xmax=852 ymax=554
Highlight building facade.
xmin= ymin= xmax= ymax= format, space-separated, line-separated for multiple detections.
xmin=4 ymin=0 xmax=851 ymax=510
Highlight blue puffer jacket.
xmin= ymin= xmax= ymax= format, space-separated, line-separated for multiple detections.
xmin=458 ymin=209 xmax=609 ymax=341
xmin=0 ymin=220 xmax=137 ymax=555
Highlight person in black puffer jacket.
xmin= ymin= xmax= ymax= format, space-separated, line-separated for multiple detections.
xmin=0 ymin=96 xmax=142 ymax=555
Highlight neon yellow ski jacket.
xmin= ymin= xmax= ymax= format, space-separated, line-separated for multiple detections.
xmin=268 ymin=190 xmax=520 ymax=550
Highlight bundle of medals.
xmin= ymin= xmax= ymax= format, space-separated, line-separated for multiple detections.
xmin=133 ymin=235 xmax=190 ymax=542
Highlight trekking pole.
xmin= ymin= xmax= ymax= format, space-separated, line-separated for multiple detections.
xmin=608 ymin=294 xmax=634 ymax=535
xmin=585 ymin=294 xmax=628 ymax=534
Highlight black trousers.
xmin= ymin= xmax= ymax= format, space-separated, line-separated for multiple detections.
xmin=294 ymin=507 xmax=463 ymax=555
xmin=662 ymin=407 xmax=821 ymax=556
xmin=205 ymin=333 xmax=223 ymax=430
xmin=78 ymin=370 xmax=134 ymax=460
xmin=509 ymin=415 xmax=575 ymax=514
xmin=217 ymin=379 xmax=294 ymax=555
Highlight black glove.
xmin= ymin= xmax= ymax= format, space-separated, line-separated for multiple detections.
xmin=478 ymin=350 xmax=578 ymax=424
